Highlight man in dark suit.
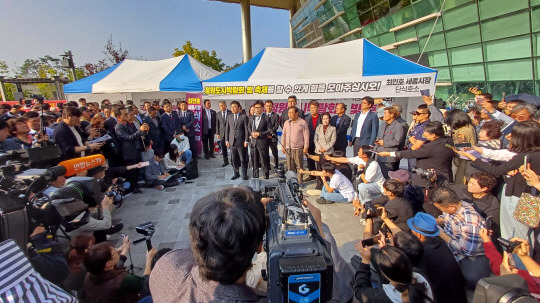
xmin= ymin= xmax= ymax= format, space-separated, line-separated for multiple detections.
xmin=264 ymin=100 xmax=280 ymax=171
xmin=177 ymin=101 xmax=198 ymax=161
xmin=115 ymin=106 xmax=149 ymax=193
xmin=304 ymin=100 xmax=322 ymax=176
xmin=201 ymin=99 xmax=217 ymax=160
xmin=280 ymin=95 xmax=305 ymax=128
xmin=160 ymin=101 xmax=178 ymax=147
xmin=249 ymin=101 xmax=271 ymax=179
xmin=53 ymin=107 xmax=103 ymax=161
xmin=330 ymin=102 xmax=351 ymax=154
xmin=349 ymin=96 xmax=379 ymax=156
xmin=143 ymin=106 xmax=163 ymax=152
xmin=225 ymin=101 xmax=249 ymax=180
xmin=216 ymin=101 xmax=231 ymax=167
xmin=104 ymin=104 xmax=121 ymax=132
xmin=374 ymin=106 xmax=406 ymax=179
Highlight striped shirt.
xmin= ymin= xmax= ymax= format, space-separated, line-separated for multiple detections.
xmin=442 ymin=201 xmax=486 ymax=261
xmin=0 ymin=239 xmax=76 ymax=303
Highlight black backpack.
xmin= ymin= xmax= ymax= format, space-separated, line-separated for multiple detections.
xmin=183 ymin=161 xmax=199 ymax=180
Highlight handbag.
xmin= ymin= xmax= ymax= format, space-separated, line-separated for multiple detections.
xmin=513 ymin=192 xmax=540 ymax=228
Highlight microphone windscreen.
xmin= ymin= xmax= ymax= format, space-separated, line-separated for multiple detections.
xmin=59 ymin=154 xmax=105 ymax=177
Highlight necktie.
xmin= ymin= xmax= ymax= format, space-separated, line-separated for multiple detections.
xmin=235 ymin=114 xmax=238 ymax=123
xmin=222 ymin=112 xmax=225 ymax=119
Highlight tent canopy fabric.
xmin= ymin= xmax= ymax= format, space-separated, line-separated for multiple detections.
xmin=203 ymin=39 xmax=437 ymax=100
xmin=64 ymin=55 xmax=220 ymax=94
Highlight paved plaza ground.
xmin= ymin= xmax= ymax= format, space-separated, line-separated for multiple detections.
xmin=109 ymin=149 xmax=365 ymax=275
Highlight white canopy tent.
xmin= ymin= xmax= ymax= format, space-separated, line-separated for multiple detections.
xmin=202 ymin=39 xmax=438 ymax=120
xmin=64 ymin=55 xmax=220 ymax=105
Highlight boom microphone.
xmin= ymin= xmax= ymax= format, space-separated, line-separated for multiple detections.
xmin=42 ymin=154 xmax=106 ymax=180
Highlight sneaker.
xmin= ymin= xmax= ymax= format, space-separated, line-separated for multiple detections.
xmin=154 ymin=185 xmax=165 ymax=191
xmin=316 ymin=197 xmax=328 ymax=205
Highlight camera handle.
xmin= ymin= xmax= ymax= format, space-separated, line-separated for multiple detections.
xmin=133 ymin=236 xmax=153 ymax=251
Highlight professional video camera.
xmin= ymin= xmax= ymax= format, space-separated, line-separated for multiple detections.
xmin=241 ymin=168 xmax=334 ymax=303
xmin=0 ymin=155 xmax=106 ymax=252
xmin=497 ymin=238 xmax=522 ymax=253
xmin=29 ymin=94 xmax=45 ymax=104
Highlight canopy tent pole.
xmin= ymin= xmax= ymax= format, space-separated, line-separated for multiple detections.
xmin=240 ymin=0 xmax=252 ymax=63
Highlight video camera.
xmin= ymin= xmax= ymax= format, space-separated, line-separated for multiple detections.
xmin=410 ymin=167 xmax=436 ymax=181
xmin=497 ymin=238 xmax=522 ymax=253
xmin=241 ymin=168 xmax=334 ymax=303
xmin=134 ymin=222 xmax=155 ymax=251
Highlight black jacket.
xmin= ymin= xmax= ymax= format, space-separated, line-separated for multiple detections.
xmin=143 ymin=115 xmax=162 ymax=147
xmin=178 ymin=110 xmax=195 ymax=137
xmin=304 ymin=113 xmax=322 ymax=146
xmin=331 ymin=114 xmax=351 ymax=150
xmin=225 ymin=113 xmax=249 ymax=147
xmin=397 ymin=137 xmax=455 ymax=187
xmin=373 ymin=196 xmax=413 ymax=234
xmin=104 ymin=117 xmax=117 ymax=133
xmin=472 ymin=151 xmax=540 ymax=197
xmin=114 ymin=122 xmax=145 ymax=161
xmin=53 ymin=121 xmax=86 ymax=161
xmin=265 ymin=112 xmax=280 ymax=142
xmin=248 ymin=114 xmax=270 ymax=148
xmin=418 ymin=237 xmax=468 ymax=303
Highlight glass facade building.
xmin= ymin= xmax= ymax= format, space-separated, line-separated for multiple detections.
xmin=291 ymin=0 xmax=540 ymax=101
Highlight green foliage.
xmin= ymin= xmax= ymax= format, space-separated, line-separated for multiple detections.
xmin=172 ymin=41 xmax=225 ymax=72
xmin=224 ymin=62 xmax=242 ymax=72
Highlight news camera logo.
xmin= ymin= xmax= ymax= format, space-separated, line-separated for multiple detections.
xmin=287 ymin=273 xmax=321 ymax=303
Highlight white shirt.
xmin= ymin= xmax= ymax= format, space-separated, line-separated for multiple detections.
xmin=354 ymin=111 xmax=369 ymax=138
xmin=206 ymin=109 xmax=212 ymax=125
xmin=170 ymin=137 xmax=190 ymax=153
xmin=69 ymin=125 xmax=85 ymax=157
xmin=348 ymin=157 xmax=385 ymax=191
xmin=329 ymin=170 xmax=356 ymax=202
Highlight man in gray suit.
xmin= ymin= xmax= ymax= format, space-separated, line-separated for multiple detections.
xmin=373 ymin=106 xmax=406 ymax=178
xmin=216 ymin=101 xmax=231 ymax=167
xmin=225 ymin=101 xmax=249 ymax=180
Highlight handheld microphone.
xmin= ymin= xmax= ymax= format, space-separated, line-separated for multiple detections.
xmin=43 ymin=154 xmax=106 ymax=180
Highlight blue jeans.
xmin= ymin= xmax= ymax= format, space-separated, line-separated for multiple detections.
xmin=458 ymin=255 xmax=491 ymax=289
xmin=321 ymin=187 xmax=350 ymax=203
xmin=357 ymin=182 xmax=382 ymax=204
xmin=180 ymin=150 xmax=192 ymax=165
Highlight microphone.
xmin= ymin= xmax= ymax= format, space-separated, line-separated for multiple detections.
xmin=43 ymin=154 xmax=106 ymax=180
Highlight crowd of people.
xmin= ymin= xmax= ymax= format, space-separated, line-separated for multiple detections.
xmin=1 ymin=88 xmax=540 ymax=303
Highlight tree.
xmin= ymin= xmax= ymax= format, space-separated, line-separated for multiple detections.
xmin=103 ymin=35 xmax=129 ymax=65
xmin=224 ymin=62 xmax=242 ymax=72
xmin=81 ymin=59 xmax=109 ymax=76
xmin=172 ymin=41 xmax=225 ymax=72
xmin=0 ymin=61 xmax=15 ymax=101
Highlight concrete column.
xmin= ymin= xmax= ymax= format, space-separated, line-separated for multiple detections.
xmin=0 ymin=77 xmax=7 ymax=102
xmin=240 ymin=0 xmax=252 ymax=63
xmin=289 ymin=6 xmax=297 ymax=48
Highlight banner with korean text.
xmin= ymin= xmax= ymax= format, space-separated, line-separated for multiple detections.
xmin=186 ymin=92 xmax=203 ymax=155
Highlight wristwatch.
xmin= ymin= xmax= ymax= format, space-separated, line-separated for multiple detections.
xmin=86 ymin=145 xmax=91 ymax=151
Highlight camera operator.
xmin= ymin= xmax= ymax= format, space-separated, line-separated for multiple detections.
xmin=64 ymin=194 xmax=122 ymax=243
xmin=378 ymin=121 xmax=454 ymax=188
xmin=479 ymin=229 xmax=540 ymax=297
xmin=115 ymin=106 xmax=149 ymax=193
xmin=83 ymin=238 xmax=157 ymax=303
xmin=326 ymin=145 xmax=385 ymax=205
xmin=431 ymin=187 xmax=490 ymax=289
xmin=380 ymin=211 xmax=468 ymax=303
xmin=150 ymin=187 xmax=267 ymax=302
xmin=369 ymin=179 xmax=414 ymax=234
xmin=42 ymin=174 xmax=66 ymax=196
xmin=0 ymin=119 xmax=21 ymax=151
xmin=53 ymin=107 xmax=103 ymax=161
xmin=6 ymin=117 xmax=47 ymax=149
xmin=0 ymin=104 xmax=21 ymax=120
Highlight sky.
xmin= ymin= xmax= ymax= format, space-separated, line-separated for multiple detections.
xmin=0 ymin=0 xmax=291 ymax=73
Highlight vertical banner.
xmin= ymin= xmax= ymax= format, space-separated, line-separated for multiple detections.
xmin=186 ymin=92 xmax=203 ymax=156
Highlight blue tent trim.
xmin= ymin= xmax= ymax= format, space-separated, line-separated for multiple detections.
xmin=362 ymin=39 xmax=436 ymax=76
xmin=205 ymin=49 xmax=265 ymax=82
xmin=159 ymin=56 xmax=202 ymax=92
xmin=63 ymin=63 xmax=121 ymax=94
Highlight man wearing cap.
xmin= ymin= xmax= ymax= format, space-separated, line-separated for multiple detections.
xmin=406 ymin=104 xmax=431 ymax=151
xmin=382 ymin=211 xmax=467 ymax=303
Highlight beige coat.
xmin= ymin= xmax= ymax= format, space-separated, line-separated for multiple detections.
xmin=314 ymin=124 xmax=336 ymax=155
